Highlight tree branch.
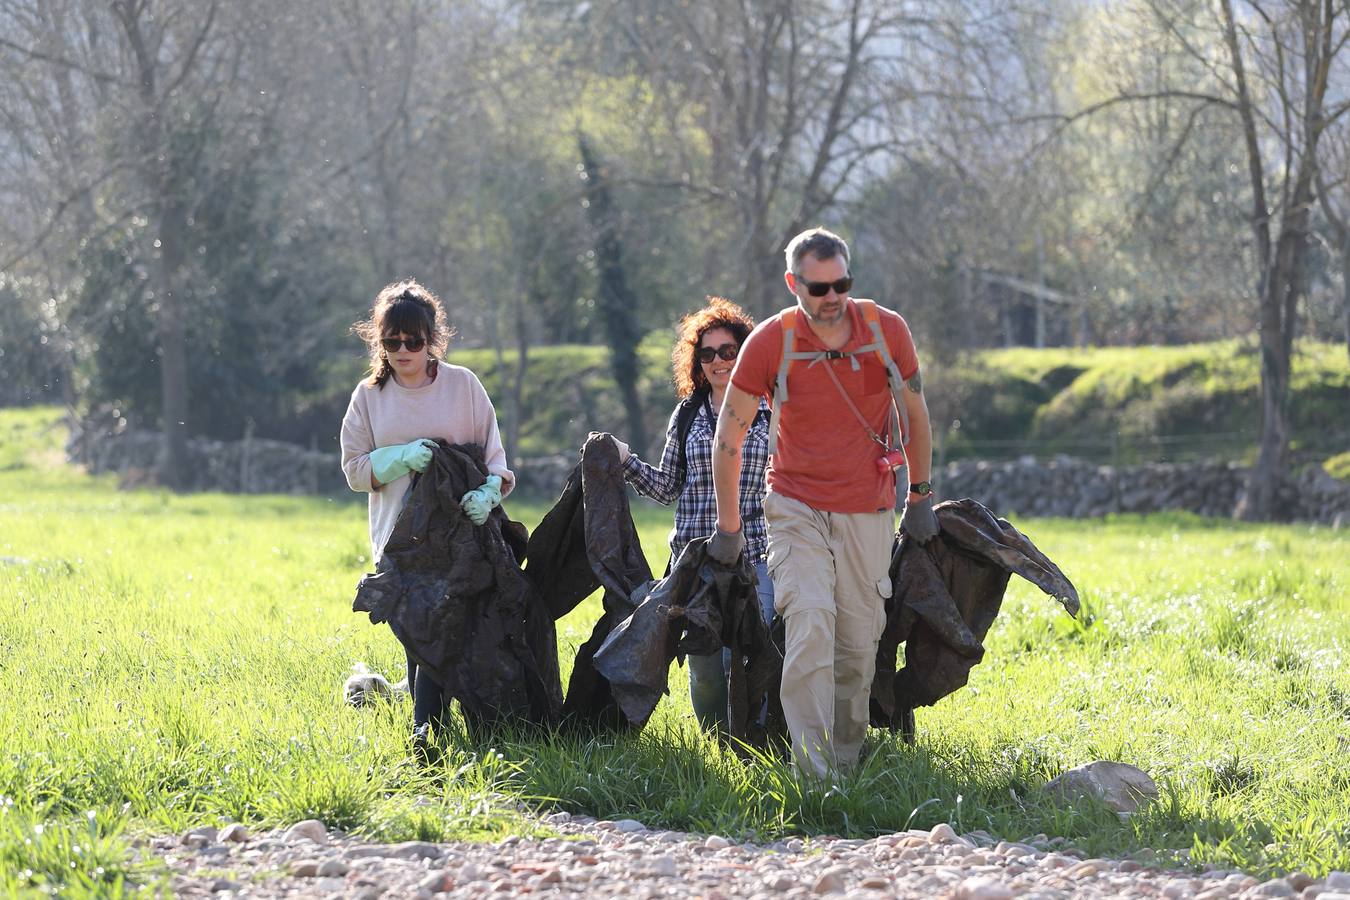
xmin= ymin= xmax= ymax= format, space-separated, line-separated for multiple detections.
xmin=0 ymin=33 xmax=122 ymax=84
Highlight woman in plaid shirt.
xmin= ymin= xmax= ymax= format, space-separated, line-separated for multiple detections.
xmin=611 ymin=297 xmax=774 ymax=731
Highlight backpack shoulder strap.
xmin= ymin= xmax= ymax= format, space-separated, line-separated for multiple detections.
xmin=673 ymin=388 xmax=708 ymax=476
xmin=767 ymin=311 xmax=804 ymax=455
xmin=852 ymin=299 xmax=910 ymax=448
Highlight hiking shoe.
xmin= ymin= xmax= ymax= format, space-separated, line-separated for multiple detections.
xmin=411 ymin=723 xmax=438 ymax=764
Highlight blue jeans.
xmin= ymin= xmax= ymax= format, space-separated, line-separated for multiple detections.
xmin=688 ymin=559 xmax=775 ymax=730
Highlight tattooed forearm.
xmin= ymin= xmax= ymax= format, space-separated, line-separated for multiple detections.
xmin=720 ymin=406 xmax=750 ymax=431
xmin=906 ymin=370 xmax=923 ymax=394
xmin=716 ymin=439 xmax=739 ymax=458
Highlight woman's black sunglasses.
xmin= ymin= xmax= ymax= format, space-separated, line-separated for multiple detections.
xmin=381 ymin=336 xmax=426 ymax=352
xmin=696 ymin=343 xmax=739 ymax=364
xmin=798 ymin=275 xmax=853 ymax=297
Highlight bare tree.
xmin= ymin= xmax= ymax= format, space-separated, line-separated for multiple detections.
xmin=549 ymin=0 xmax=960 ymax=315
xmin=1317 ymin=105 xmax=1350 ymax=359
xmin=1050 ymin=0 xmax=1350 ymax=518
xmin=1214 ymin=0 xmax=1347 ymax=518
xmin=0 ymin=0 xmax=271 ymax=486
xmin=112 ymin=0 xmax=233 ymax=487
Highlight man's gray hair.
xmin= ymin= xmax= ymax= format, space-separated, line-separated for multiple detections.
xmin=784 ymin=227 xmax=850 ymax=274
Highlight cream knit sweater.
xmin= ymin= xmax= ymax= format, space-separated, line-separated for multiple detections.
xmin=340 ymin=361 xmax=514 ymax=563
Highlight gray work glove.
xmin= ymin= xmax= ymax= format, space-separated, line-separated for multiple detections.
xmin=899 ymin=495 xmax=939 ymax=544
xmin=707 ymin=525 xmax=745 ymax=565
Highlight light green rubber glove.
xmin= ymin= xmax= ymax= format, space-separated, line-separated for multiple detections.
xmin=369 ymin=439 xmax=437 ymax=485
xmin=460 ymin=474 xmax=504 ymax=525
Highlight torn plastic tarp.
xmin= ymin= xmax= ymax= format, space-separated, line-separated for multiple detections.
xmin=352 ymin=441 xmax=562 ymax=726
xmin=352 ymin=440 xmax=1077 ymax=746
xmin=870 ymin=497 xmax=1080 ymax=737
xmin=592 ymin=535 xmax=783 ymax=745
xmin=522 ymin=435 xmax=653 ymax=729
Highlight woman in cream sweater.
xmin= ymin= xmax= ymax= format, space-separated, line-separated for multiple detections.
xmin=340 ymin=279 xmax=514 ymax=753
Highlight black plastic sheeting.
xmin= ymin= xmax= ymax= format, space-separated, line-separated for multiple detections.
xmin=353 ymin=438 xmax=1078 ymax=748
xmin=352 ymin=441 xmax=561 ymax=726
xmin=592 ymin=535 xmax=783 ymax=745
xmin=870 ymin=498 xmax=1080 ymax=736
xmin=523 ymin=436 xmax=652 ymax=730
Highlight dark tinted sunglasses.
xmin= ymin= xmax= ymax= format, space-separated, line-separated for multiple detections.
xmin=798 ymin=275 xmax=853 ymax=297
xmin=381 ymin=335 xmax=426 ymax=353
xmin=695 ymin=343 xmax=739 ymax=364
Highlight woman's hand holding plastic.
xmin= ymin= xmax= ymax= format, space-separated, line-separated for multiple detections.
xmin=584 ymin=432 xmax=630 ymax=463
xmin=460 ymin=474 xmax=503 ymax=525
xmin=369 ymin=438 xmax=437 ymax=484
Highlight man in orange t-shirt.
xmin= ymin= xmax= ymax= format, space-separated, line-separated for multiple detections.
xmin=708 ymin=227 xmax=938 ymax=777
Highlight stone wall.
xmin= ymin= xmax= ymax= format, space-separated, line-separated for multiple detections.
xmin=72 ymin=428 xmax=347 ymax=496
xmin=938 ymin=456 xmax=1349 ymax=526
xmin=511 ymin=454 xmax=578 ymax=498
xmin=69 ymin=427 xmax=1350 ymax=525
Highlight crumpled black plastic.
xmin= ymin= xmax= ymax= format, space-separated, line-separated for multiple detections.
xmin=592 ymin=536 xmax=784 ymax=745
xmin=870 ymin=497 xmax=1080 ymax=734
xmin=352 ymin=441 xmax=562 ymax=726
xmin=522 ymin=435 xmax=653 ymax=729
xmin=351 ymin=441 xmax=1077 ymax=746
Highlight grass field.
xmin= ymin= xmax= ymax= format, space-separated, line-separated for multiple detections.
xmin=1 ymin=406 xmax=1347 ymax=896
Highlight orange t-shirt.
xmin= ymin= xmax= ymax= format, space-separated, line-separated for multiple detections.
xmin=730 ymin=299 xmax=919 ymax=514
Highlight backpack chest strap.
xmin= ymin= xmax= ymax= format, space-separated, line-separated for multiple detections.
xmin=767 ymin=305 xmax=911 ymax=455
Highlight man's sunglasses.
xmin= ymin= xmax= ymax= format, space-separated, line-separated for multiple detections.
xmin=695 ymin=343 xmax=739 ymax=364
xmin=381 ymin=336 xmax=426 ymax=353
xmin=797 ymin=275 xmax=853 ymax=297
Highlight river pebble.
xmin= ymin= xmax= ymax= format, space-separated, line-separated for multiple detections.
xmin=145 ymin=818 xmax=1350 ymax=898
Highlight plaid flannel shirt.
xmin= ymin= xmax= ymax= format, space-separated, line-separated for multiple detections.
xmin=622 ymin=397 xmax=772 ymax=564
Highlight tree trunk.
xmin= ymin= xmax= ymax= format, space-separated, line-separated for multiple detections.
xmin=154 ymin=190 xmax=191 ymax=490
xmin=1343 ymin=239 xmax=1350 ymax=364
xmin=1240 ymin=294 xmax=1292 ymax=520
xmin=1238 ymin=193 xmax=1312 ymax=521
xmin=508 ymin=290 xmax=529 ymax=464
xmin=496 ymin=273 xmax=529 ymax=465
xmin=507 ymin=287 xmax=531 ymax=464
xmin=577 ymin=132 xmax=648 ymax=457
xmin=747 ymin=247 xmax=785 ymax=320
xmin=119 ymin=4 xmax=192 ymax=490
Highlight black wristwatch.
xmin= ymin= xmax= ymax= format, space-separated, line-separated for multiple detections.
xmin=909 ymin=481 xmax=932 ymax=496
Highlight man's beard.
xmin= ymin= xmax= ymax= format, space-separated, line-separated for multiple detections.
xmin=800 ymin=298 xmax=845 ymax=325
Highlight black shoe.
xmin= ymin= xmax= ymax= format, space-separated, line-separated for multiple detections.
xmin=898 ymin=706 xmax=916 ymax=745
xmin=411 ymin=723 xmax=438 ymax=764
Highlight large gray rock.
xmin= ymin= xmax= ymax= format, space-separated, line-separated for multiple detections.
xmin=284 ymin=820 xmax=328 ymax=844
xmin=218 ymin=823 xmax=250 ymax=843
xmin=1045 ymin=761 xmax=1159 ymax=814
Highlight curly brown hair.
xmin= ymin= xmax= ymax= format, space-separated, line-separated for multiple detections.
xmin=671 ymin=297 xmax=756 ymax=398
xmin=351 ymin=280 xmax=456 ymax=388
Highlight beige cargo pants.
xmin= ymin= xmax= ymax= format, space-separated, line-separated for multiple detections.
xmin=763 ymin=490 xmax=894 ymax=778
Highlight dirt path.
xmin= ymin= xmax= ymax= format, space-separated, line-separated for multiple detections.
xmin=156 ymin=815 xmax=1348 ymax=899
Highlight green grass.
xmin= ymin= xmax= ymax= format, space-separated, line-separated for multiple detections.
xmin=1325 ymin=452 xmax=1350 ymax=482
xmin=934 ymin=340 xmax=1349 ymax=463
xmin=0 ymin=406 xmax=1347 ymax=894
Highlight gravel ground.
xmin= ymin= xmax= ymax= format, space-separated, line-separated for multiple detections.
xmin=150 ymin=815 xmax=1350 ymax=899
